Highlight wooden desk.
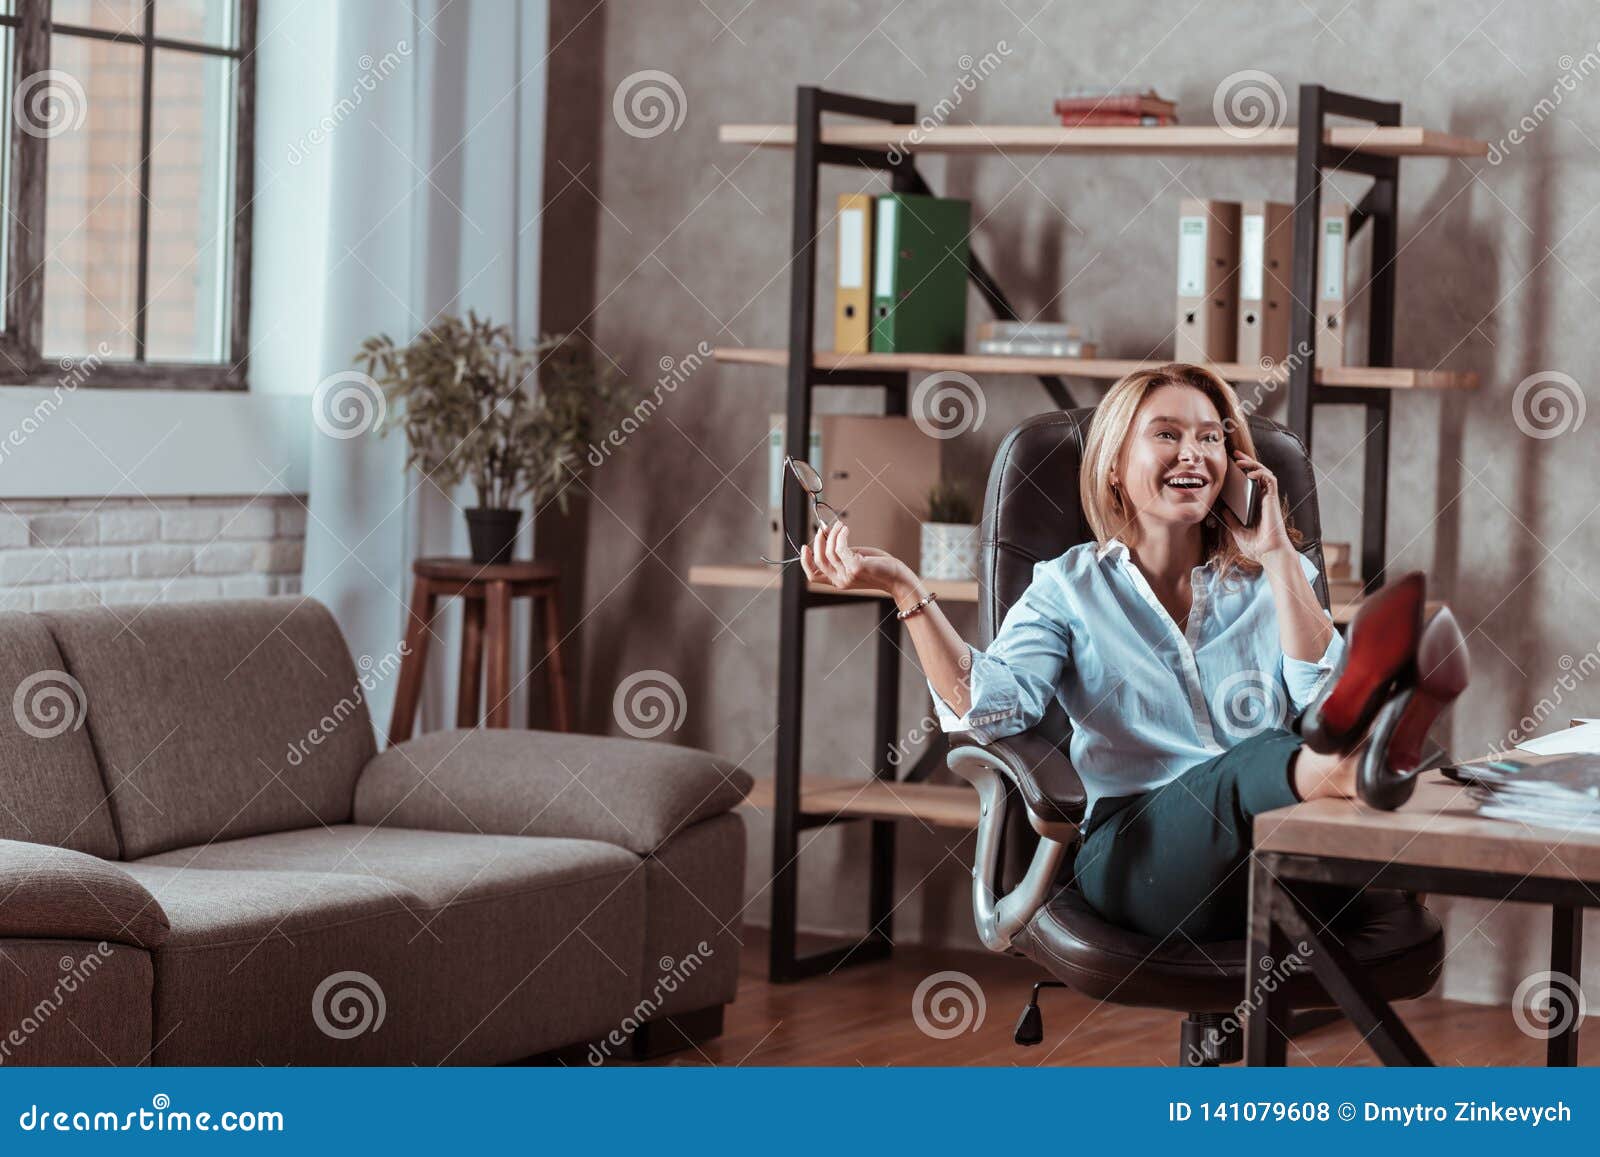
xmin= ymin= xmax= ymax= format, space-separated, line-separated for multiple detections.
xmin=1245 ymin=768 xmax=1591 ymax=1067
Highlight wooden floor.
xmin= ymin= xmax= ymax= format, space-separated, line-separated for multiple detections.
xmin=639 ymin=928 xmax=1592 ymax=1067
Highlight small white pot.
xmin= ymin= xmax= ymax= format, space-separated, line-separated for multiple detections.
xmin=920 ymin=521 xmax=978 ymax=581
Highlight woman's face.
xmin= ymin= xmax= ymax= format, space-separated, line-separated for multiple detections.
xmin=1114 ymin=384 xmax=1229 ymax=530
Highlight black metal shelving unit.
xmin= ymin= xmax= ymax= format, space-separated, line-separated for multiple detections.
xmin=761 ymin=83 xmax=1460 ymax=982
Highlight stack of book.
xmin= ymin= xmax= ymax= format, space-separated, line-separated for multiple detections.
xmin=974 ymin=321 xmax=1096 ymax=359
xmin=1053 ymin=87 xmax=1177 ymax=127
xmin=1446 ymin=738 xmax=1600 ymax=832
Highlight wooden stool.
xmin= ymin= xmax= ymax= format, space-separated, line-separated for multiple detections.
xmin=388 ymin=557 xmax=571 ymax=742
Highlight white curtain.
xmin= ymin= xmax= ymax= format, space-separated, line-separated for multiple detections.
xmin=298 ymin=0 xmax=550 ymax=740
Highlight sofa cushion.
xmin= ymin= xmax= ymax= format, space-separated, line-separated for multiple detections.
xmin=122 ymin=826 xmax=645 ymax=1064
xmin=42 ymin=598 xmax=377 ymax=859
xmin=355 ymin=728 xmax=754 ymax=855
xmin=0 ymin=613 xmax=118 ymax=858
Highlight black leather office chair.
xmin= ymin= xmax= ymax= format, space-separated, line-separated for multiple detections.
xmin=945 ymin=409 xmax=1444 ymax=1065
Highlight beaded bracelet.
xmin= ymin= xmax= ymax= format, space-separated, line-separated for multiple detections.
xmin=895 ymin=591 xmax=939 ymax=621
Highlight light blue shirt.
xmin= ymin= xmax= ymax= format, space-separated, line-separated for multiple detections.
xmin=931 ymin=539 xmax=1345 ymax=818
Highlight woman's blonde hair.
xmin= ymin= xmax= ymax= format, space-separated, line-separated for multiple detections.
xmin=1080 ymin=362 xmax=1293 ymax=581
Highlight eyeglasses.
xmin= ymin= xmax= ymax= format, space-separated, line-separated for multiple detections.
xmin=760 ymin=457 xmax=842 ymax=566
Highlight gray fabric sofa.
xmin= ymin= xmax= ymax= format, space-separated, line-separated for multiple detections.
xmin=0 ymin=598 xmax=750 ymax=1065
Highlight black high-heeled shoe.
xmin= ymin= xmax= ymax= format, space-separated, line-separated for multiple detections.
xmin=1357 ymin=607 xmax=1471 ymax=810
xmin=1298 ymin=571 xmax=1427 ymax=754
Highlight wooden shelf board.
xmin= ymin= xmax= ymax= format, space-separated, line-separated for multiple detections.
xmin=743 ymin=774 xmax=979 ymax=829
xmin=690 ymin=563 xmax=979 ymax=603
xmin=719 ymin=123 xmax=1488 ymax=158
xmin=693 ymin=570 xmax=1438 ymax=625
xmin=711 ymin=347 xmax=1478 ymax=392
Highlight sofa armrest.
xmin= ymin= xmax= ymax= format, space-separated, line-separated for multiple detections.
xmin=354 ymin=729 xmax=753 ymax=856
xmin=949 ymin=726 xmax=1087 ymax=832
xmin=0 ymin=839 xmax=170 ymax=949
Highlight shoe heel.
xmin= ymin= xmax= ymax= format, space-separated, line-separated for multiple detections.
xmin=1357 ymin=691 xmax=1421 ymax=811
xmin=1302 ymin=571 xmax=1426 ymax=753
xmin=1388 ymin=606 xmax=1471 ymax=773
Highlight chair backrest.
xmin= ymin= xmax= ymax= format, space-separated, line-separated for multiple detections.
xmin=977 ymin=407 xmax=1329 ymax=749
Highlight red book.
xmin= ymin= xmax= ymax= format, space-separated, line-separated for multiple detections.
xmin=1054 ymin=94 xmax=1176 ymax=118
xmin=1057 ymin=112 xmax=1177 ymax=127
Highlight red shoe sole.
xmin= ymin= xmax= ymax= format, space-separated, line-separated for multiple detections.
xmin=1313 ymin=572 xmax=1426 ymax=741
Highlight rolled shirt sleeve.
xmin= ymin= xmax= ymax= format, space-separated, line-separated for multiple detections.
xmin=928 ymin=559 xmax=1073 ymax=744
xmin=1281 ymin=550 xmax=1346 ymax=712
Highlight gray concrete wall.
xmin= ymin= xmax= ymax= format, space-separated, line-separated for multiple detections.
xmin=541 ymin=0 xmax=1600 ymax=1006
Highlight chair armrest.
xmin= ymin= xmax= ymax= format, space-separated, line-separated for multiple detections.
xmin=0 ymin=839 xmax=169 ymax=949
xmin=354 ymin=729 xmax=753 ymax=856
xmin=945 ymin=726 xmax=1083 ymax=952
xmin=949 ymin=726 xmax=1087 ymax=834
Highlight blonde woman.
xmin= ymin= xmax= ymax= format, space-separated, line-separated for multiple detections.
xmin=798 ymin=363 xmax=1468 ymax=942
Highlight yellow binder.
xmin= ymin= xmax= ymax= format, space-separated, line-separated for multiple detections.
xmin=833 ymin=193 xmax=873 ymax=354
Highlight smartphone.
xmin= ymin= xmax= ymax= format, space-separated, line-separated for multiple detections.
xmin=1219 ymin=459 xmax=1262 ymax=528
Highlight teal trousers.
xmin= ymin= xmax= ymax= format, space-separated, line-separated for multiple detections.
xmin=1069 ymin=728 xmax=1325 ymax=943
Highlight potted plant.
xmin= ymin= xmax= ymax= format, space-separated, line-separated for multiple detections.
xmin=357 ymin=313 xmax=632 ymax=565
xmin=920 ymin=480 xmax=979 ymax=581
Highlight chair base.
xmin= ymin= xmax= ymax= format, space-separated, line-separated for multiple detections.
xmin=1020 ymin=987 xmax=1347 ymax=1064
xmin=1180 ymin=1012 xmax=1241 ymax=1066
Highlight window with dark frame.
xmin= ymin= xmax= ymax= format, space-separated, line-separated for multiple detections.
xmin=0 ymin=0 xmax=255 ymax=390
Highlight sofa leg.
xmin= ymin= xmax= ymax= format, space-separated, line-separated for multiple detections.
xmin=628 ymin=1004 xmax=726 ymax=1061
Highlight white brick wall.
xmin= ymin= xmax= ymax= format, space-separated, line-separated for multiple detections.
xmin=0 ymin=495 xmax=307 ymax=613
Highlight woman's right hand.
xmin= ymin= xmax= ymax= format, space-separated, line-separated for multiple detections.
xmin=799 ymin=521 xmax=915 ymax=600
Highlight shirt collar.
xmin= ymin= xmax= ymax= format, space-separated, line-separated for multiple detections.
xmin=1094 ymin=535 xmax=1220 ymax=574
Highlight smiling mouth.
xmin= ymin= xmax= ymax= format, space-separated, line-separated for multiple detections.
xmin=1164 ymin=474 xmax=1208 ymax=490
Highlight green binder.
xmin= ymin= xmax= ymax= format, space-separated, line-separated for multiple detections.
xmin=870 ymin=194 xmax=971 ymax=354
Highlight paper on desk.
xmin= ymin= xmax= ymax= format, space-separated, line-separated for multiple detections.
xmin=1514 ymin=719 xmax=1600 ymax=756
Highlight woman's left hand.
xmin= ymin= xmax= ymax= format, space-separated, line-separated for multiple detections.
xmin=1220 ymin=451 xmax=1295 ymax=562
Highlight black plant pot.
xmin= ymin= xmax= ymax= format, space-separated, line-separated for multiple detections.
xmin=465 ymin=507 xmax=522 ymax=565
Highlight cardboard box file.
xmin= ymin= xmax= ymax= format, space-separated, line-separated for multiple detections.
xmin=1235 ymin=200 xmax=1293 ymax=367
xmin=767 ymin=414 xmax=940 ymax=565
xmin=1316 ymin=202 xmax=1349 ymax=368
xmin=1174 ymin=199 xmax=1241 ymax=363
